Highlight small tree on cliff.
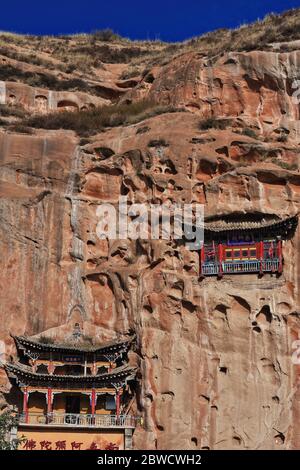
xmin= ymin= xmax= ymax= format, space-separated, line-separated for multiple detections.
xmin=0 ymin=409 xmax=22 ymax=450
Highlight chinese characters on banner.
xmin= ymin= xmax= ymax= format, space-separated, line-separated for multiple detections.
xmin=22 ymin=439 xmax=119 ymax=451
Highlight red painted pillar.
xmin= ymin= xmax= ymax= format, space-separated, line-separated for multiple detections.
xmin=278 ymin=240 xmax=283 ymax=273
xmin=260 ymin=241 xmax=264 ymax=274
xmin=218 ymin=244 xmax=223 ymax=276
xmin=23 ymin=387 xmax=28 ymax=423
xmin=116 ymin=389 xmax=121 ymax=419
xmin=47 ymin=388 xmax=53 ymax=415
xmin=91 ymin=389 xmax=96 ymax=416
xmin=200 ymin=245 xmax=205 ymax=276
xmin=46 ymin=388 xmax=53 ymax=423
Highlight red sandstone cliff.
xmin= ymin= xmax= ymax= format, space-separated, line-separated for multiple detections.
xmin=1 ymin=10 xmax=300 ymax=449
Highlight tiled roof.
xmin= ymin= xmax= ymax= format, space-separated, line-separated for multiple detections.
xmin=13 ymin=335 xmax=132 ymax=355
xmin=4 ymin=361 xmax=136 ymax=387
xmin=204 ymin=215 xmax=298 ymax=233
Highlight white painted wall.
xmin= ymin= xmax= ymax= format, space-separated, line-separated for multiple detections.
xmin=0 ymin=340 xmax=6 ymax=364
xmin=0 ymin=81 xmax=6 ymax=104
xmin=48 ymin=90 xmax=55 ymax=110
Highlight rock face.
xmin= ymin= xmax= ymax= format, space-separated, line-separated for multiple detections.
xmin=1 ymin=27 xmax=300 ymax=450
xmin=0 ymin=80 xmax=107 ymax=112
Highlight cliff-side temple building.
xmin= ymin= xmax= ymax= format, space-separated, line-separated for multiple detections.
xmin=200 ymin=215 xmax=298 ymax=277
xmin=4 ymin=333 xmax=137 ymax=450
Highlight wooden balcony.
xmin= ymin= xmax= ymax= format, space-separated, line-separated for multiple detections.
xmin=19 ymin=413 xmax=136 ymax=429
xmin=201 ymin=258 xmax=280 ymax=276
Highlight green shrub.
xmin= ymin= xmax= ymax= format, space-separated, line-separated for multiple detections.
xmin=148 ymin=139 xmax=169 ymax=147
xmin=22 ymin=101 xmax=184 ymax=136
xmin=0 ymin=64 xmax=90 ymax=93
xmin=0 ymin=410 xmax=24 ymax=450
xmin=242 ymin=128 xmax=258 ymax=139
xmin=74 ymin=44 xmax=151 ymax=64
xmin=0 ymin=45 xmax=68 ymax=72
xmin=198 ymin=117 xmax=232 ymax=131
xmin=119 ymin=67 xmax=140 ymax=80
xmin=136 ymin=126 xmax=150 ymax=134
xmin=91 ymin=28 xmax=121 ymax=42
xmin=0 ymin=104 xmax=27 ymax=118
xmin=185 ymin=8 xmax=300 ymax=56
xmin=271 ymin=158 xmax=298 ymax=171
xmin=8 ymin=124 xmax=33 ymax=134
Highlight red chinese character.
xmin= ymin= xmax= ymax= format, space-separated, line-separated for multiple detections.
xmin=23 ymin=439 xmax=37 ymax=450
xmin=88 ymin=442 xmax=98 ymax=450
xmin=55 ymin=440 xmax=66 ymax=450
xmin=40 ymin=440 xmax=52 ymax=450
xmin=105 ymin=442 xmax=119 ymax=450
xmin=71 ymin=441 xmax=83 ymax=450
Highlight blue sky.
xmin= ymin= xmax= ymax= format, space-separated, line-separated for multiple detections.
xmin=0 ymin=0 xmax=300 ymax=41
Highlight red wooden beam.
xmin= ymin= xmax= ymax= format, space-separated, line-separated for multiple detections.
xmin=200 ymin=245 xmax=205 ymax=276
xmin=47 ymin=388 xmax=53 ymax=415
xmin=91 ymin=388 xmax=96 ymax=415
xmin=218 ymin=244 xmax=223 ymax=277
xmin=116 ymin=389 xmax=121 ymax=418
xmin=259 ymin=241 xmax=264 ymax=274
xmin=22 ymin=387 xmax=28 ymax=424
xmin=278 ymin=240 xmax=283 ymax=273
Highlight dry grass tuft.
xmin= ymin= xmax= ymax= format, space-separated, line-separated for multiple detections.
xmin=21 ymin=100 xmax=185 ymax=136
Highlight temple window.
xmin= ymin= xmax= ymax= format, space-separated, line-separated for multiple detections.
xmin=106 ymin=395 xmax=117 ymax=411
xmin=34 ymin=95 xmax=48 ymax=113
xmin=200 ymin=215 xmax=297 ymax=277
xmin=57 ymin=100 xmax=79 ymax=112
xmin=65 ymin=395 xmax=80 ymax=414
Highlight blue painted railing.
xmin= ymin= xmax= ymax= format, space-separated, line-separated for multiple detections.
xmin=202 ymin=259 xmax=280 ymax=276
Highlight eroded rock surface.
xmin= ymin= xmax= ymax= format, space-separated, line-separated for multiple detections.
xmin=1 ymin=24 xmax=300 ymax=450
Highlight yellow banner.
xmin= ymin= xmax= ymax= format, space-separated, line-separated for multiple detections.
xmin=18 ymin=428 xmax=124 ymax=451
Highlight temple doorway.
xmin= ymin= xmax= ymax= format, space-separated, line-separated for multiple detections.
xmin=65 ymin=395 xmax=80 ymax=414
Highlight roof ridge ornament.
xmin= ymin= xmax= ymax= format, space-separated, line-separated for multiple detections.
xmin=70 ymin=323 xmax=82 ymax=343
